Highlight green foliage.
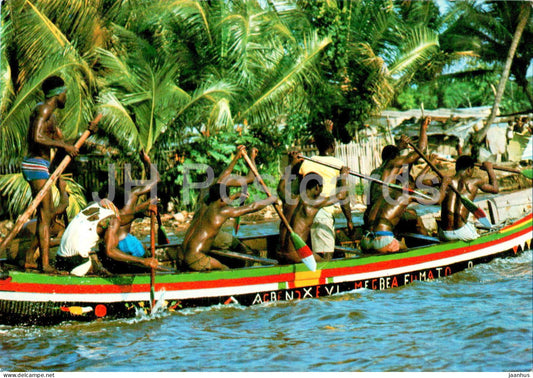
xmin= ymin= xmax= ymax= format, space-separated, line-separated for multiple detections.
xmin=0 ymin=174 xmax=86 ymax=220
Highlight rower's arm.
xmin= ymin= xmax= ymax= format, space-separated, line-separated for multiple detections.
xmin=223 ymin=196 xmax=277 ymax=218
xmin=478 ymin=162 xmax=499 ymax=194
xmin=216 ymin=145 xmax=245 ymax=185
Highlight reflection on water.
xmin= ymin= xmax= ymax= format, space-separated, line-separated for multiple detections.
xmin=1 ymin=251 xmax=531 ymax=372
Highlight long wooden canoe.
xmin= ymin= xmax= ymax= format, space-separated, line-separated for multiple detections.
xmin=0 ymin=209 xmax=531 ymax=325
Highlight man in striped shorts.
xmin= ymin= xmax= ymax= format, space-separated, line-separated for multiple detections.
xmin=22 ymin=76 xmax=80 ymax=273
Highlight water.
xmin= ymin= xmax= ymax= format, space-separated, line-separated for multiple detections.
xmin=1 ymin=250 xmax=531 ymax=372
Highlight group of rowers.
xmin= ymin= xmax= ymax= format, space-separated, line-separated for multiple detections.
xmin=7 ymin=75 xmax=499 ymax=276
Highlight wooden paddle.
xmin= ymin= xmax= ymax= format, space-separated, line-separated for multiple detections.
xmin=299 ymin=155 xmax=433 ymax=201
xmin=149 ymin=203 xmax=157 ymax=313
xmin=436 ymin=156 xmax=533 ymax=179
xmin=241 ymin=149 xmax=316 ymax=271
xmin=408 ymin=142 xmax=493 ymax=228
xmin=208 ymin=249 xmax=278 ymax=265
xmin=0 ymin=114 xmax=102 ymax=254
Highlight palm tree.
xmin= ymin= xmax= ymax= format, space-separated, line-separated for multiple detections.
xmin=442 ymin=0 xmax=533 ymax=113
xmin=297 ymin=0 xmax=441 ymax=137
xmin=476 ymin=2 xmax=532 ymax=143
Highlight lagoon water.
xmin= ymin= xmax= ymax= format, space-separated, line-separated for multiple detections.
xmin=0 ymin=249 xmax=531 ymax=372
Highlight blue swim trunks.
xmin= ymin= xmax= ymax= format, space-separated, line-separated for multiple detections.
xmin=118 ymin=233 xmax=146 ymax=257
xmin=21 ymin=157 xmax=51 ymax=181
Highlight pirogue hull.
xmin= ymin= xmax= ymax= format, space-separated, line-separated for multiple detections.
xmin=0 ymin=212 xmax=531 ymax=326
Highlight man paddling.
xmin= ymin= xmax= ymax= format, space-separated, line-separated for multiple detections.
xmin=278 ymin=167 xmax=349 ymax=264
xmin=22 ymin=76 xmax=96 ymax=273
xmin=299 ymin=126 xmax=354 ymax=259
xmin=56 ymin=199 xmax=160 ymax=276
xmin=363 ymin=117 xmax=429 ymax=234
xmin=190 ymin=145 xmax=258 ymax=255
xmin=438 ymin=156 xmax=498 ymax=241
xmin=180 ymin=183 xmax=276 ymax=271
xmin=362 ymin=171 xmax=450 ymax=254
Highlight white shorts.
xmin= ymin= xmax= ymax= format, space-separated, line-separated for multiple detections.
xmin=439 ymin=222 xmax=479 ymax=242
xmin=310 ymin=208 xmax=335 ymax=253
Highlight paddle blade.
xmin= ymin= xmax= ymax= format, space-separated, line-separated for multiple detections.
xmin=460 ymin=195 xmax=492 ymax=228
xmin=158 ymin=226 xmax=170 ymax=245
xmin=233 ymin=216 xmax=241 ymax=236
xmin=290 ymin=232 xmax=316 ymax=271
xmin=522 ymin=169 xmax=533 ymax=180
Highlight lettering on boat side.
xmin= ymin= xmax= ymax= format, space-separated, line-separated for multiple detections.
xmin=251 ymin=284 xmax=341 ymax=304
xmin=354 ymin=266 xmax=453 ymax=290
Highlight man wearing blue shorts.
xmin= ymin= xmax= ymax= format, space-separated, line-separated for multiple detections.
xmin=22 ymin=76 xmax=80 ymax=273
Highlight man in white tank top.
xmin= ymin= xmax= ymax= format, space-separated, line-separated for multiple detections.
xmin=56 ymin=199 xmax=160 ymax=276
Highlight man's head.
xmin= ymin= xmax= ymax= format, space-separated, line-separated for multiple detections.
xmin=208 ymin=183 xmax=231 ymax=204
xmin=301 ymin=172 xmax=323 ymax=199
xmin=42 ymin=76 xmax=66 ymax=108
xmin=381 ymin=145 xmax=400 ymax=161
xmin=456 ymin=155 xmax=475 ymax=173
xmin=314 ymin=128 xmax=336 ymax=155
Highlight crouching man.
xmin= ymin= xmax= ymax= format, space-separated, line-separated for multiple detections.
xmin=56 ymin=199 xmax=160 ymax=276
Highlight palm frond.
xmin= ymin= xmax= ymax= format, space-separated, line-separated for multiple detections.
xmin=96 ymin=91 xmax=140 ymax=152
xmin=238 ymin=33 xmax=331 ymax=125
xmin=388 ymin=26 xmax=439 ymax=83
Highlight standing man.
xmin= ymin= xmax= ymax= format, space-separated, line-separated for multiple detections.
xmin=22 ymin=76 xmax=83 ymax=273
xmin=299 ymin=126 xmax=354 ymax=260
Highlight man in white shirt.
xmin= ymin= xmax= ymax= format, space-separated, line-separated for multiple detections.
xmin=56 ymin=199 xmax=160 ymax=276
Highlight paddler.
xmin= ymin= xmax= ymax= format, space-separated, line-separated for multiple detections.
xmin=299 ymin=125 xmax=355 ymax=260
xmin=361 ymin=164 xmax=451 ymax=254
xmin=55 ymin=199 xmax=160 ymax=276
xmin=363 ymin=117 xmax=429 ymax=235
xmin=184 ymin=145 xmax=258 ymax=255
xmin=22 ymin=76 xmax=98 ymax=273
xmin=179 ymin=183 xmax=276 ymax=271
xmin=437 ymin=156 xmax=498 ymax=241
xmin=278 ymin=167 xmax=349 ymax=264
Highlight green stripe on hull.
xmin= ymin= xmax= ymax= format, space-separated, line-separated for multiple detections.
xmin=7 ymin=216 xmax=531 ymax=286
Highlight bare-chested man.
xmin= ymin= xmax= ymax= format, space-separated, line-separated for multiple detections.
xmin=109 ymin=150 xmax=160 ymax=259
xmin=278 ymin=167 xmax=349 ymax=264
xmin=364 ymin=118 xmax=429 ymax=234
xmin=180 ymin=183 xmax=276 ymax=271
xmin=21 ymin=76 xmax=90 ymax=272
xmin=362 ymin=164 xmax=450 ymax=254
xmin=193 ymin=145 xmax=258 ymax=251
xmin=438 ymin=156 xmax=498 ymax=242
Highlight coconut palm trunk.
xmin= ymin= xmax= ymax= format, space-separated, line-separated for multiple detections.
xmin=477 ymin=3 xmax=531 ymax=145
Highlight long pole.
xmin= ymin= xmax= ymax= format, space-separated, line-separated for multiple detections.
xmin=299 ymin=155 xmax=433 ymax=201
xmin=0 ymin=114 xmax=102 ymax=253
xmin=149 ymin=203 xmax=157 ymax=313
